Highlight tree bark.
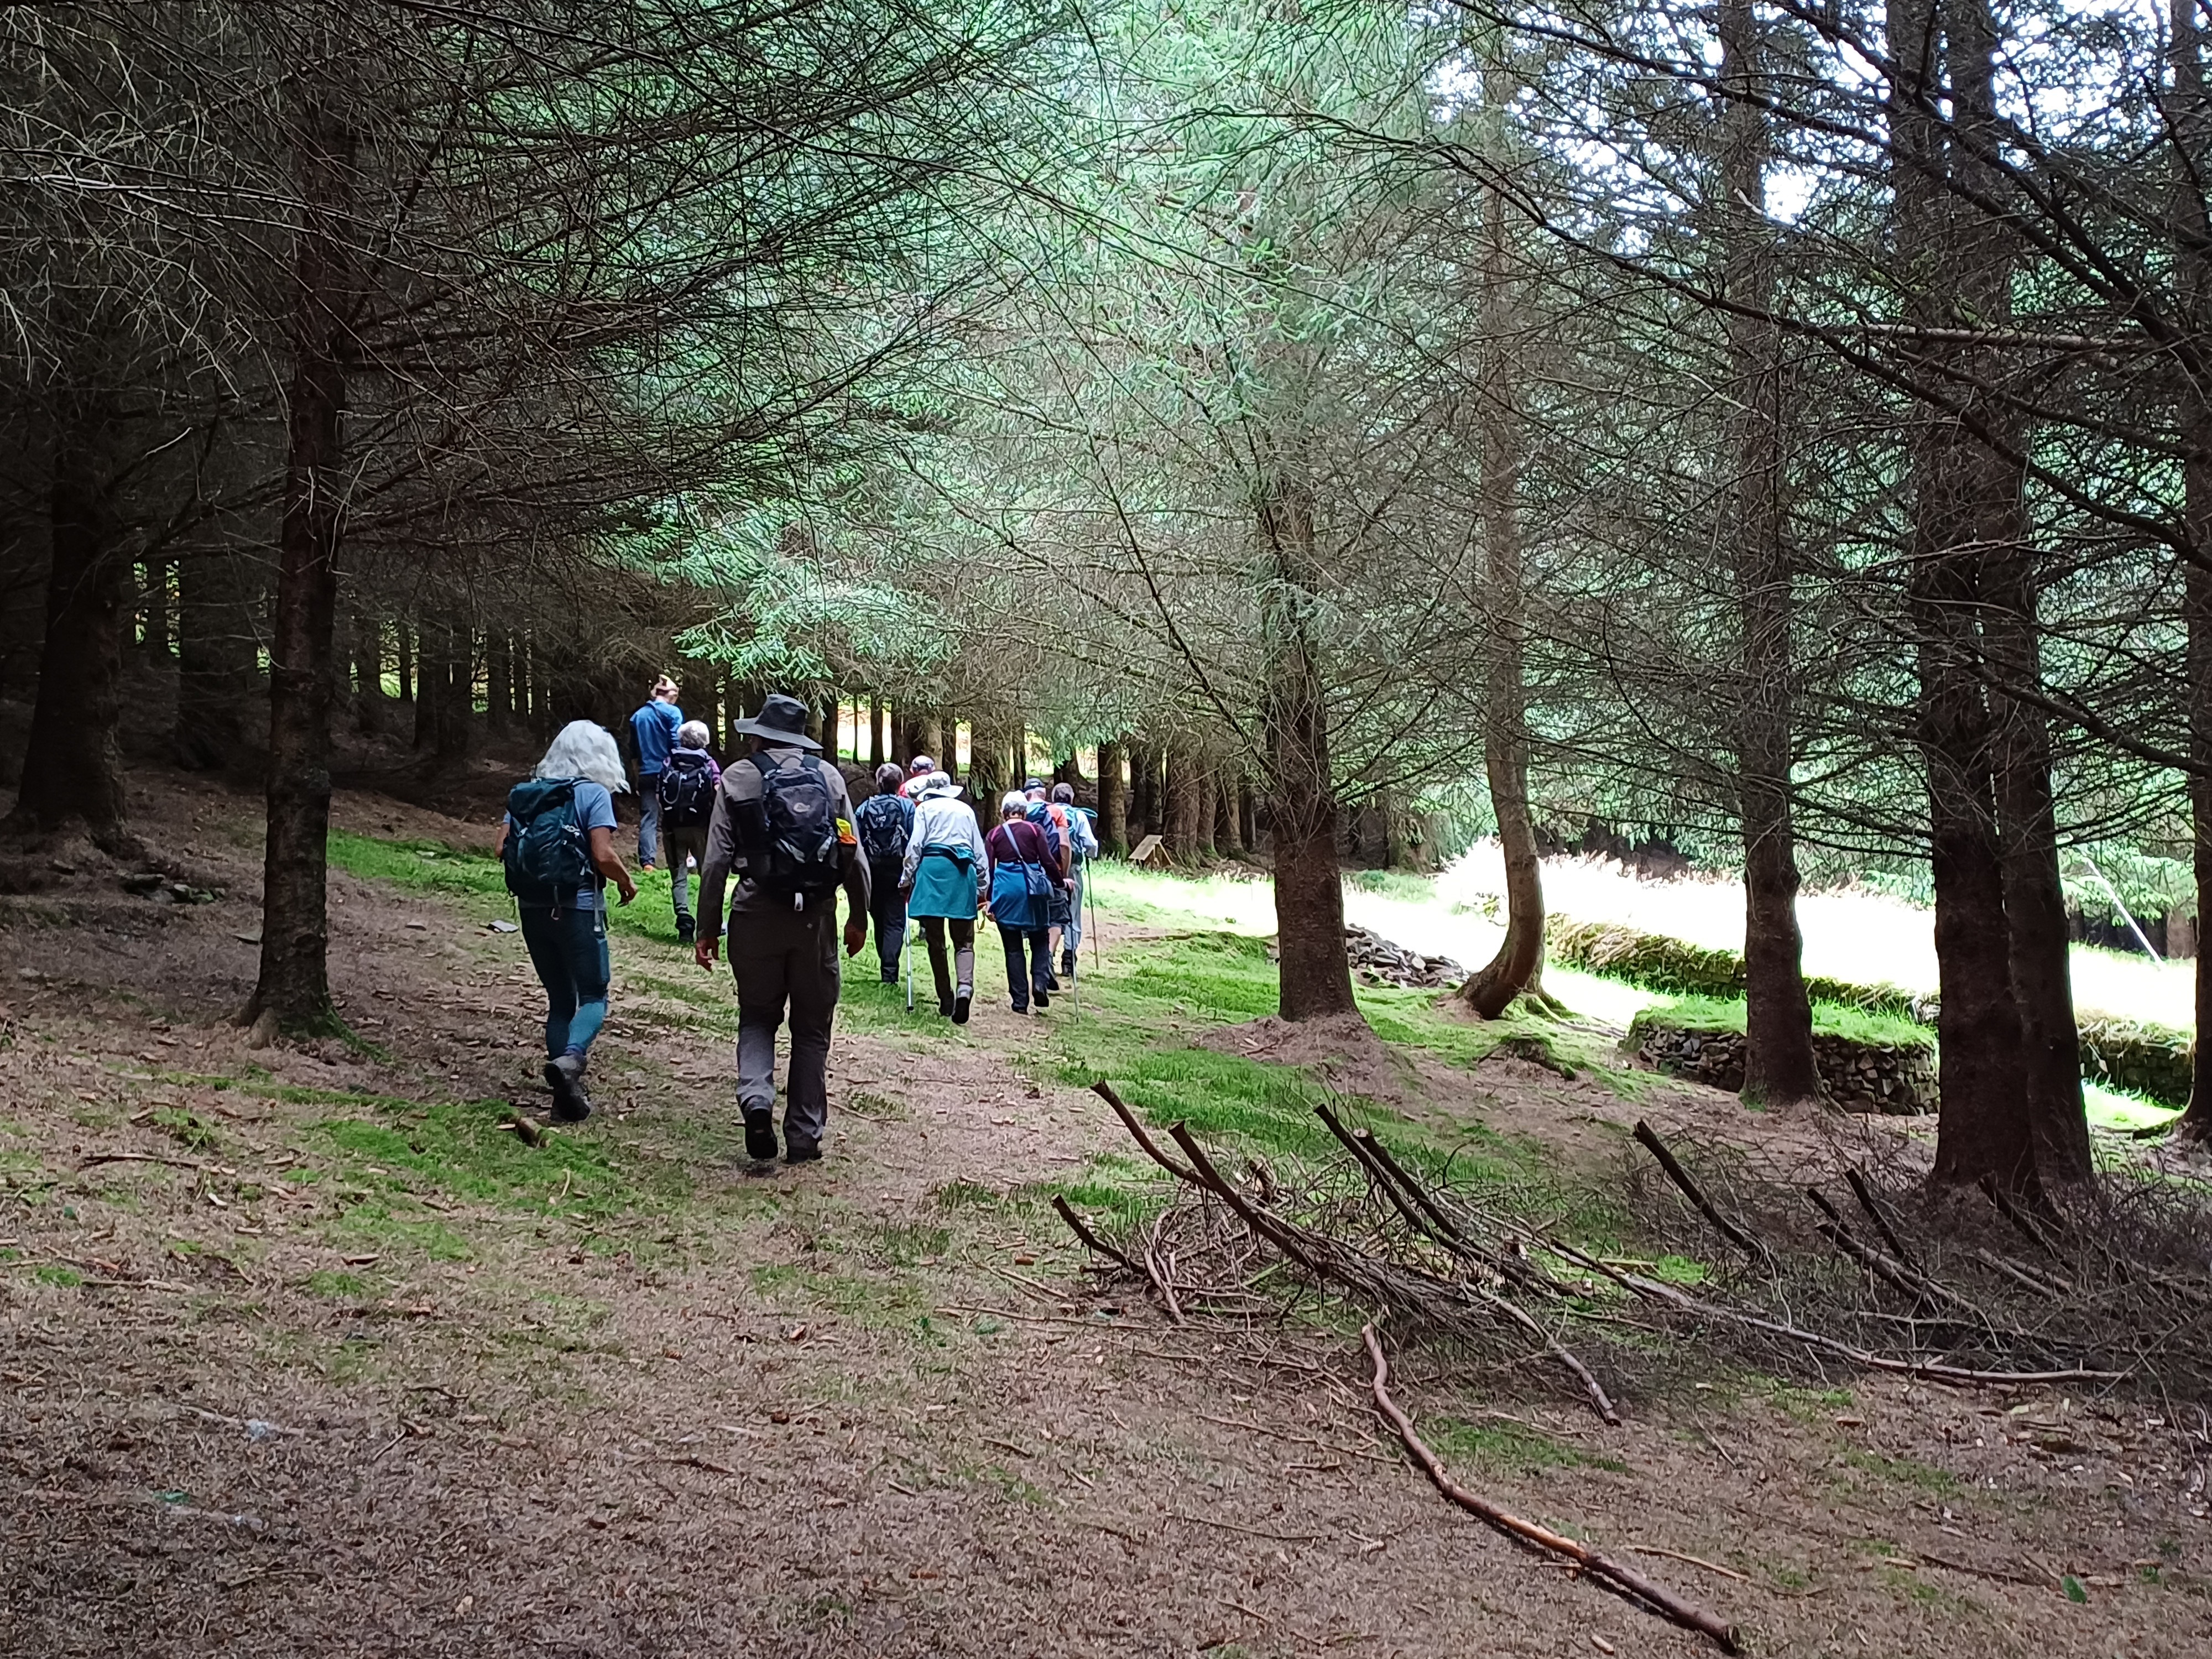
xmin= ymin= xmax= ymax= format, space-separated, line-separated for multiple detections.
xmin=350 ymin=603 xmax=384 ymax=735
xmin=1216 ymin=768 xmax=1244 ymax=855
xmin=1889 ymin=0 xmax=2039 ymax=1193
xmin=393 ymin=619 xmax=413 ymax=706
xmin=1719 ymin=0 xmax=1823 ymax=1107
xmin=252 ymin=101 xmax=354 ymax=1032
xmin=484 ymin=630 xmax=512 ymax=731
xmin=1165 ymin=740 xmax=1201 ymax=858
xmin=9 ymin=450 xmax=132 ymax=845
xmin=174 ymin=547 xmax=261 ymax=769
xmin=1259 ymin=465 xmax=1359 ymax=1021
xmin=413 ymin=612 xmax=470 ymax=764
xmin=1194 ymin=763 xmax=1218 ymax=859
xmin=140 ymin=558 xmax=172 ymax=660
xmin=1458 ymin=60 xmax=1543 ymax=1020
xmin=1128 ymin=738 xmax=1156 ymax=838
xmin=1098 ymin=737 xmax=1129 ymax=854
xmin=2171 ymin=0 xmax=2212 ymax=1142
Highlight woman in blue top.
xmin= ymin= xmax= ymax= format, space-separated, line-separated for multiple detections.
xmin=496 ymin=721 xmax=637 ymax=1121
xmin=984 ymin=791 xmax=1057 ymax=1014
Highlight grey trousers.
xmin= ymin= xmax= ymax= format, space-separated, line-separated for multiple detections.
xmin=729 ymin=902 xmax=841 ymax=1148
xmin=665 ymin=825 xmax=709 ymax=920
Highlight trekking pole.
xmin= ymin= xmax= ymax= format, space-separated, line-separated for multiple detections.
xmin=904 ymin=919 xmax=915 ymax=1011
xmin=1088 ymin=867 xmax=1102 ymax=970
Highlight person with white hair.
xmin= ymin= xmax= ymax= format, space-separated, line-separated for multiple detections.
xmin=657 ymin=719 xmax=722 ymax=945
xmin=899 ymin=770 xmax=987 ymax=1021
xmin=498 ymin=721 xmax=637 ymax=1122
xmin=984 ymin=789 xmax=1056 ymax=1014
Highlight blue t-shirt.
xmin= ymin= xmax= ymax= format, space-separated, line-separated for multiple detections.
xmin=507 ymin=779 xmax=618 ymax=910
xmin=631 ymin=700 xmax=682 ymax=775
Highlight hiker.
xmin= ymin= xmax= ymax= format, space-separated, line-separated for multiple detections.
xmin=899 ymin=753 xmax=936 ymax=800
xmin=694 ymin=692 xmax=869 ymax=1165
xmin=658 ymin=720 xmax=721 ymax=945
xmin=497 ymin=721 xmax=638 ymax=1123
xmin=854 ymin=761 xmax=915 ymax=983
xmin=629 ymin=674 xmax=682 ymax=871
xmin=1048 ymin=781 xmax=1099 ymax=978
xmin=985 ymin=790 xmax=1056 ymax=1014
xmin=1022 ymin=781 xmax=1073 ymax=989
xmin=900 ymin=770 xmax=987 ymax=1022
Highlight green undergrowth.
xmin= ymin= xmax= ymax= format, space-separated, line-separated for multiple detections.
xmin=1636 ymin=993 xmax=1934 ymax=1049
xmin=1424 ymin=1414 xmax=1629 ymax=1476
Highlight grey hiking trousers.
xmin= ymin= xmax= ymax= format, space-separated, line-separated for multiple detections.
xmin=729 ymin=901 xmax=841 ymax=1150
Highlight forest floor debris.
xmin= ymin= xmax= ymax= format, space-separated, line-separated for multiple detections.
xmin=1 ymin=765 xmax=2208 ymax=1656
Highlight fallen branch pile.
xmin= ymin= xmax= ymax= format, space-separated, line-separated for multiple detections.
xmin=1055 ymin=1081 xmax=2212 ymax=1651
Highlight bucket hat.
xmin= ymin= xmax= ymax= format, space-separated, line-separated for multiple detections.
xmin=729 ymin=692 xmax=821 ymax=750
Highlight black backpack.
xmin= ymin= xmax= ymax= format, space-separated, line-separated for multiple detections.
xmin=855 ymin=793 xmax=914 ymax=865
xmin=504 ymin=779 xmax=592 ymax=909
xmin=740 ymin=753 xmax=843 ymax=897
xmin=658 ymin=751 xmax=718 ymax=829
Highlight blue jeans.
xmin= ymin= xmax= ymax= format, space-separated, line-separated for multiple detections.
xmin=638 ymin=775 xmax=662 ymax=867
xmin=997 ymin=922 xmax=1051 ymax=1010
xmin=519 ymin=904 xmax=611 ymax=1060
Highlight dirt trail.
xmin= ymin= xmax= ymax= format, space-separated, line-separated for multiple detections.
xmin=2 ymin=770 xmax=2206 ymax=1657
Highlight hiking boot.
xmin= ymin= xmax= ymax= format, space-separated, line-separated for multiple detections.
xmin=884 ymin=970 xmax=901 ymax=984
xmin=1044 ymin=971 xmax=1061 ymax=990
xmin=938 ymin=994 xmax=954 ymax=1017
xmin=743 ymin=1104 xmax=779 ymax=1162
xmin=676 ymin=914 xmax=696 ymax=945
xmin=1061 ymin=949 xmax=1076 ymax=978
xmin=545 ymin=1055 xmax=591 ymax=1124
xmin=783 ymin=1139 xmax=822 ymax=1165
xmin=1032 ymin=984 xmax=1051 ymax=1010
xmin=952 ymin=989 xmax=972 ymax=1025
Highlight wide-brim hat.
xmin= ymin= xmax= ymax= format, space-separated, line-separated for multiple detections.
xmin=916 ymin=771 xmax=962 ymax=799
xmin=729 ymin=692 xmax=821 ymax=750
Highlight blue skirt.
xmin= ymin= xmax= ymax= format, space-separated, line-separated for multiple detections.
xmin=908 ymin=847 xmax=978 ymax=919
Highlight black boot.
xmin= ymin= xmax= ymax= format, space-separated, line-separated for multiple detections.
xmin=1061 ymin=948 xmax=1076 ymax=978
xmin=676 ymin=914 xmax=696 ymax=946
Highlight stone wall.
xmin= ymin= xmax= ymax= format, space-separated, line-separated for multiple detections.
xmin=1626 ymin=1013 xmax=1939 ymax=1115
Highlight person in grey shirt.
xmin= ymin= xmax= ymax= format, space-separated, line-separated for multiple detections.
xmin=693 ymin=693 xmax=869 ymax=1165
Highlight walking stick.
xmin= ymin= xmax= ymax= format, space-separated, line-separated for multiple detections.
xmin=904 ymin=918 xmax=914 ymax=1012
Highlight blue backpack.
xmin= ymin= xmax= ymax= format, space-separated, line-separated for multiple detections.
xmin=504 ymin=779 xmax=592 ymax=909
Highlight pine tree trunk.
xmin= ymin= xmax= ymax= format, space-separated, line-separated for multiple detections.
xmin=1891 ymin=0 xmax=2039 ymax=1194
xmin=174 ymin=547 xmax=260 ymax=769
xmin=485 ymin=632 xmax=512 ymax=731
xmin=1127 ymin=739 xmax=1155 ymax=838
xmin=252 ymin=101 xmax=354 ymax=1032
xmin=1259 ymin=466 xmax=1359 ymax=1021
xmin=1217 ymin=769 xmax=1244 ymax=855
xmin=1720 ymin=0 xmax=1822 ymax=1107
xmin=1987 ymin=560 xmax=2091 ymax=1180
xmin=10 ymin=452 xmax=132 ymax=844
xmin=2173 ymin=0 xmax=2212 ymax=1142
xmin=1194 ymin=765 xmax=1218 ymax=859
xmin=1098 ymin=737 xmax=1128 ymax=854
xmin=140 ymin=558 xmax=172 ymax=660
xmin=351 ymin=605 xmax=384 ymax=734
xmin=1165 ymin=742 xmax=1200 ymax=858
xmin=1458 ymin=62 xmax=1543 ymax=1019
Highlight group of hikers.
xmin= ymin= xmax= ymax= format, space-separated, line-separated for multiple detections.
xmin=495 ymin=679 xmax=1097 ymax=1166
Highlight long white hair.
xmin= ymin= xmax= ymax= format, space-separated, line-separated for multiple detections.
xmin=535 ymin=721 xmax=630 ymax=792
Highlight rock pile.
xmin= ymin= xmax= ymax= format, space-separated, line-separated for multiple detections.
xmin=1345 ymin=926 xmax=1464 ymax=989
xmin=1629 ymin=1018 xmax=1938 ymax=1114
